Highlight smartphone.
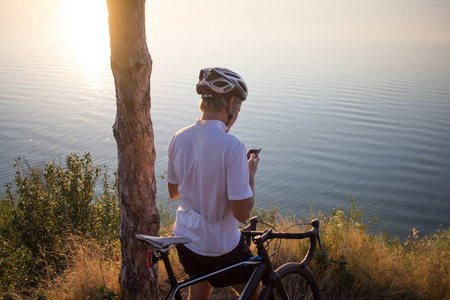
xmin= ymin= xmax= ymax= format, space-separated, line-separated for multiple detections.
xmin=247 ymin=148 xmax=261 ymax=159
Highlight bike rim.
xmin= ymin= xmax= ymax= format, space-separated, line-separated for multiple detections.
xmin=272 ymin=272 xmax=316 ymax=300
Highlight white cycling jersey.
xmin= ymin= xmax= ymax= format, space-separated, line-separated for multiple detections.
xmin=167 ymin=119 xmax=252 ymax=256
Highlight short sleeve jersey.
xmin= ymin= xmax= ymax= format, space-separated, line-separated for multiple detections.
xmin=167 ymin=119 xmax=253 ymax=256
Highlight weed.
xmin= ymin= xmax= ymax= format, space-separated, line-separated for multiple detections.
xmin=95 ymin=285 xmax=118 ymax=300
xmin=1 ymin=156 xmax=449 ymax=300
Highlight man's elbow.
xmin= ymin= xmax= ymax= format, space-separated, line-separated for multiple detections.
xmin=233 ymin=211 xmax=251 ymax=223
xmin=230 ymin=198 xmax=253 ymax=223
xmin=167 ymin=183 xmax=180 ymax=199
xmin=169 ymin=191 xmax=180 ymax=199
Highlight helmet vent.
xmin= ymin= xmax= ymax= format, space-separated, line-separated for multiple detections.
xmin=212 ymin=81 xmax=229 ymax=88
xmin=206 ymin=72 xmax=221 ymax=81
xmin=238 ymin=82 xmax=247 ymax=94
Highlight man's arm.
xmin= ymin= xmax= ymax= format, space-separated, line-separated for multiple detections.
xmin=230 ymin=154 xmax=259 ymax=223
xmin=230 ymin=198 xmax=254 ymax=223
xmin=168 ymin=182 xmax=180 ymax=199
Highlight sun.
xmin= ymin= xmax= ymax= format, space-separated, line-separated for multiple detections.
xmin=60 ymin=0 xmax=110 ymax=77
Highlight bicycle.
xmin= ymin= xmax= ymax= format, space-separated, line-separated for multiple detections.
xmin=136 ymin=217 xmax=323 ymax=300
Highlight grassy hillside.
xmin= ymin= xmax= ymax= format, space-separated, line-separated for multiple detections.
xmin=1 ymin=154 xmax=448 ymax=299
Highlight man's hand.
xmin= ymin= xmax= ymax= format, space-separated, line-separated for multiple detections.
xmin=248 ymin=153 xmax=260 ymax=178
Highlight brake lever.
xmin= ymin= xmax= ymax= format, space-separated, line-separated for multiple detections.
xmin=317 ymin=231 xmax=324 ymax=251
xmin=242 ymin=216 xmax=259 ymax=247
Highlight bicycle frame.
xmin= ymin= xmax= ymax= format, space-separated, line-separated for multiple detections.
xmin=137 ymin=218 xmax=321 ymax=300
xmin=157 ymin=250 xmax=263 ymax=300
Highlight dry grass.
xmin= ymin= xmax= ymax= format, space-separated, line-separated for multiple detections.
xmin=43 ymin=234 xmax=121 ymax=300
xmin=310 ymin=212 xmax=450 ymax=300
xmin=230 ymin=211 xmax=449 ymax=300
xmin=35 ymin=208 xmax=449 ymax=300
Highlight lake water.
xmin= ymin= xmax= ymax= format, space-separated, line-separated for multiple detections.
xmin=1 ymin=0 xmax=449 ymax=238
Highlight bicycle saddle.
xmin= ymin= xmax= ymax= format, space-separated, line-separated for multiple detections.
xmin=136 ymin=234 xmax=192 ymax=249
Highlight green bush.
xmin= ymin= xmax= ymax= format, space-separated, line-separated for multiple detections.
xmin=0 ymin=153 xmax=119 ymax=295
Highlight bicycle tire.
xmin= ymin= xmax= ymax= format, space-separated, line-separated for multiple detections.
xmin=263 ymin=263 xmax=322 ymax=300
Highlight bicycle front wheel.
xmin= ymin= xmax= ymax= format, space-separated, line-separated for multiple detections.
xmin=268 ymin=263 xmax=321 ymax=300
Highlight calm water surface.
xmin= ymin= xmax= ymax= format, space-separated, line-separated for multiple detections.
xmin=1 ymin=0 xmax=449 ymax=238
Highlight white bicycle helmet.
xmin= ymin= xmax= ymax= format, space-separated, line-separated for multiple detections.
xmin=196 ymin=67 xmax=248 ymax=100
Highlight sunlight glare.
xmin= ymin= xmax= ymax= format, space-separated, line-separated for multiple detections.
xmin=61 ymin=0 xmax=110 ymax=78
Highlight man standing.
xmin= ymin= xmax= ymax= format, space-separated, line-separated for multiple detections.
xmin=167 ymin=67 xmax=260 ymax=299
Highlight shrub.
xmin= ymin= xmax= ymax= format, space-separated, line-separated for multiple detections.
xmin=2 ymin=156 xmax=449 ymax=300
xmin=0 ymin=153 xmax=120 ymax=295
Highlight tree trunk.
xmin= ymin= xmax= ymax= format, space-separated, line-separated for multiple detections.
xmin=106 ymin=0 xmax=160 ymax=298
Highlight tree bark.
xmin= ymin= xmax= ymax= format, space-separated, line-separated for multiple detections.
xmin=106 ymin=0 xmax=160 ymax=298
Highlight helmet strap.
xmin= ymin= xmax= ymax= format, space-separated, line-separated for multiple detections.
xmin=225 ymin=99 xmax=241 ymax=127
xmin=226 ymin=112 xmax=233 ymax=127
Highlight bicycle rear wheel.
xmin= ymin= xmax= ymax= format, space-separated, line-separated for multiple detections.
xmin=268 ymin=263 xmax=321 ymax=300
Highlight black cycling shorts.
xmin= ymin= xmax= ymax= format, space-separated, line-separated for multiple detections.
xmin=175 ymin=235 xmax=255 ymax=288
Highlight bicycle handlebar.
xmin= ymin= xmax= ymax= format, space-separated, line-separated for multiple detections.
xmin=240 ymin=218 xmax=322 ymax=267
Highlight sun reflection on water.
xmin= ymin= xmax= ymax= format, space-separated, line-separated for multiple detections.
xmin=60 ymin=0 xmax=110 ymax=83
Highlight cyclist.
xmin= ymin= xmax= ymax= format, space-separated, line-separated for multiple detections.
xmin=167 ymin=67 xmax=260 ymax=300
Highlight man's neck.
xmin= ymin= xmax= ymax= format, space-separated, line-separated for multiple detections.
xmin=200 ymin=110 xmax=227 ymax=124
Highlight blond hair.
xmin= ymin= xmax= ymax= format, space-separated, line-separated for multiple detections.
xmin=199 ymin=95 xmax=230 ymax=112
